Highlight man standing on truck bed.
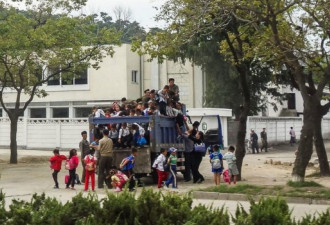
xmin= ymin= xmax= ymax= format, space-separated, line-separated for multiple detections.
xmin=169 ymin=78 xmax=180 ymax=101
xmin=97 ymin=129 xmax=114 ymax=189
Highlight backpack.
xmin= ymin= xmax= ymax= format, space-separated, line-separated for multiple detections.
xmin=212 ymin=153 xmax=222 ymax=169
xmin=120 ymin=157 xmax=130 ymax=170
xmin=85 ymin=156 xmax=95 ymax=171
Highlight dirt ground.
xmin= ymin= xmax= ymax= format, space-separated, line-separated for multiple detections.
xmin=1 ymin=142 xmax=330 ymax=205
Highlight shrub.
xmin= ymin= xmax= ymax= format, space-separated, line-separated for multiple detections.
xmin=0 ymin=188 xmax=328 ymax=225
xmin=232 ymin=197 xmax=294 ymax=225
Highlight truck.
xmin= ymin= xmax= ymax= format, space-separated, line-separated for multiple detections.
xmin=89 ymin=114 xmax=223 ymax=182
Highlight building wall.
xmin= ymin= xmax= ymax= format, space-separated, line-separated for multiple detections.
xmin=0 ymin=44 xmax=206 ymax=119
xmin=126 ymin=45 xmax=142 ymax=99
xmin=265 ymin=86 xmax=330 ymax=118
xmin=144 ymin=59 xmax=204 ymax=108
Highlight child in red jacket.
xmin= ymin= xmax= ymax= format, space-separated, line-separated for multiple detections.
xmin=49 ymin=149 xmax=67 ymax=189
xmin=66 ymin=149 xmax=79 ymax=190
xmin=84 ymin=149 xmax=97 ymax=191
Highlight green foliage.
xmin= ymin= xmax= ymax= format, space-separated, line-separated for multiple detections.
xmin=297 ymin=210 xmax=330 ymax=225
xmin=233 ymin=197 xmax=294 ymax=225
xmin=90 ymin=12 xmax=147 ymax=43
xmin=187 ymin=205 xmax=230 ymax=225
xmin=287 ymin=181 xmax=323 ymax=188
xmin=1 ymin=188 xmax=330 ymax=225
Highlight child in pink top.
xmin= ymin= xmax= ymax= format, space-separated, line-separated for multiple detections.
xmin=66 ymin=149 xmax=79 ymax=190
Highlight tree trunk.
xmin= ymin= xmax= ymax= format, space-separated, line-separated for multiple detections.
xmin=292 ymin=100 xmax=316 ymax=181
xmin=313 ymin=115 xmax=330 ymax=176
xmin=9 ymin=117 xmax=19 ymax=164
xmin=235 ymin=107 xmax=248 ymax=181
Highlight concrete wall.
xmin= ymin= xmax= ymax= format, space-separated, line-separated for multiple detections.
xmin=0 ymin=118 xmax=88 ymax=149
xmin=0 ymin=108 xmax=233 ymax=149
xmin=246 ymin=116 xmax=330 ymax=143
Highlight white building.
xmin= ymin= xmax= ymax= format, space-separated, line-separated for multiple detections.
xmin=0 ymin=44 xmax=205 ymax=119
xmin=0 ymin=44 xmax=231 ymax=149
xmin=261 ymin=86 xmax=330 ymax=118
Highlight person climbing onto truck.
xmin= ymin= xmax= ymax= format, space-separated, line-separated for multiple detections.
xmin=152 ymin=148 xmax=168 ymax=188
xmin=120 ymin=148 xmax=138 ymax=191
xmin=132 ymin=123 xmax=146 ymax=147
xmin=157 ymin=85 xmax=169 ymax=116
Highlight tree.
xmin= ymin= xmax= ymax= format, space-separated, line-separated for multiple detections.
xmin=216 ymin=0 xmax=330 ymax=180
xmin=133 ymin=0 xmax=281 ymax=179
xmin=89 ymin=11 xmax=146 ymax=43
xmin=0 ymin=0 xmax=121 ymax=163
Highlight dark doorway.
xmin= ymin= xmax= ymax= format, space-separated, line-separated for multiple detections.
xmin=287 ymin=93 xmax=296 ymax=110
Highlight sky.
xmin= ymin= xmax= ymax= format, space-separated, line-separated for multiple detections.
xmin=82 ymin=0 xmax=165 ymax=29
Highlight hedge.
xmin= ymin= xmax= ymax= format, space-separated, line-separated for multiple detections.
xmin=0 ymin=189 xmax=329 ymax=225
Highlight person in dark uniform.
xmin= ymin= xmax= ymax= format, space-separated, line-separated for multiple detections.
xmin=260 ymin=128 xmax=268 ymax=152
xmin=79 ymin=131 xmax=90 ymax=183
xmin=250 ymin=129 xmax=259 ymax=154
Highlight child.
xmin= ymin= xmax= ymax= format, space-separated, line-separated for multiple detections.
xmin=66 ymin=149 xmax=79 ymax=190
xmin=120 ymin=148 xmax=138 ymax=191
xmin=49 ymin=149 xmax=67 ymax=189
xmin=108 ymin=166 xmax=128 ymax=192
xmin=209 ymin=145 xmax=224 ymax=185
xmin=165 ymin=147 xmax=178 ymax=188
xmin=152 ymin=148 xmax=168 ymax=188
xmin=109 ymin=124 xmax=119 ymax=148
xmin=84 ymin=149 xmax=97 ymax=191
xmin=222 ymin=146 xmax=239 ymax=185
xmin=118 ymin=122 xmax=132 ymax=148
xmin=132 ymin=123 xmax=145 ymax=147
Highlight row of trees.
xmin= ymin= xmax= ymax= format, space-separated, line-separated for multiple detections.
xmin=135 ymin=0 xmax=330 ymax=181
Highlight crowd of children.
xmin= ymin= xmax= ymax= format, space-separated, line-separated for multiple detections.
xmin=91 ymin=79 xmax=188 ymax=149
xmin=49 ymin=147 xmax=138 ymax=192
xmin=50 ymin=145 xmax=239 ymax=191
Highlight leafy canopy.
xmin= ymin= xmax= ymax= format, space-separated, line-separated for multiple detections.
xmin=0 ymin=0 xmax=121 ymax=117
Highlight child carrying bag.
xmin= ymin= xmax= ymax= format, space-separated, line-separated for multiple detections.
xmin=65 ymin=159 xmax=71 ymax=170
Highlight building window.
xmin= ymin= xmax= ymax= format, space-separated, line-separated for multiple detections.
xmin=75 ymin=107 xmax=91 ymax=118
xmin=47 ymin=67 xmax=88 ymax=86
xmin=52 ymin=108 xmax=69 ymax=118
xmin=30 ymin=108 xmax=46 ymax=118
xmin=0 ymin=108 xmax=2 ymax=117
xmin=74 ymin=69 xmax=88 ymax=85
xmin=131 ymin=70 xmax=138 ymax=83
xmin=8 ymin=109 xmax=24 ymax=117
